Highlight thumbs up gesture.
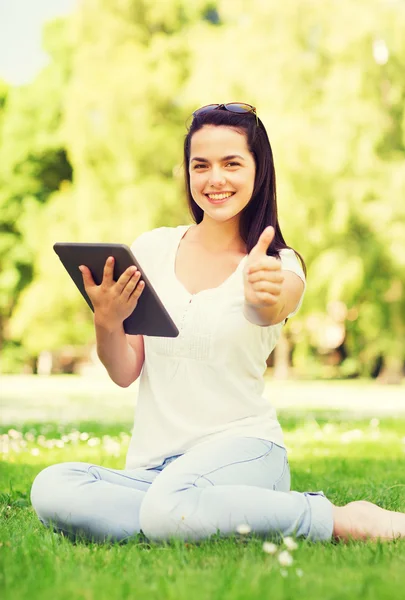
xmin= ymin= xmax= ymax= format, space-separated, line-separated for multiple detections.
xmin=243 ymin=226 xmax=284 ymax=309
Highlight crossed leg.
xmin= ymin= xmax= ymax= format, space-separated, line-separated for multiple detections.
xmin=31 ymin=438 xmax=405 ymax=544
xmin=139 ymin=437 xmax=334 ymax=542
xmin=139 ymin=437 xmax=405 ymax=543
xmin=30 ymin=461 xmax=160 ymax=542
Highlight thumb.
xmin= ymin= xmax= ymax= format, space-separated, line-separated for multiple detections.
xmin=250 ymin=226 xmax=275 ymax=257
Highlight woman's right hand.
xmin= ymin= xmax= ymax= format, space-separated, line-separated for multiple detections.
xmin=79 ymin=256 xmax=145 ymax=332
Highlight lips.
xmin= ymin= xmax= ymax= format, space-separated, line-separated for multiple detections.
xmin=205 ymin=192 xmax=235 ymax=204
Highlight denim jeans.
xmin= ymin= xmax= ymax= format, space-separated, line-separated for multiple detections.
xmin=30 ymin=436 xmax=334 ymax=543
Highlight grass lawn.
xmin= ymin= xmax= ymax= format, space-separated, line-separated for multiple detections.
xmin=1 ymin=378 xmax=405 ymax=599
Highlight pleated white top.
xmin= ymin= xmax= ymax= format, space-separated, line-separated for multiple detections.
xmin=125 ymin=225 xmax=306 ymax=469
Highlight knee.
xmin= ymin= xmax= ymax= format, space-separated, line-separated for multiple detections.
xmin=30 ymin=462 xmax=79 ymax=521
xmin=31 ymin=464 xmax=59 ymax=514
xmin=139 ymin=486 xmax=191 ymax=542
xmin=139 ymin=489 xmax=173 ymax=542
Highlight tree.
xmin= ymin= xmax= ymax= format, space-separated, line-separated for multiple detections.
xmin=0 ymin=18 xmax=73 ymax=370
xmin=2 ymin=0 xmax=404 ymax=379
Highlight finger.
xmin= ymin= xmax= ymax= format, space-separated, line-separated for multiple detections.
xmin=249 ymin=226 xmax=275 ymax=259
xmin=102 ymin=256 xmax=115 ymax=286
xmin=116 ymin=266 xmax=138 ymax=294
xmin=78 ymin=265 xmax=96 ymax=290
xmin=251 ymin=281 xmax=282 ymax=295
xmin=248 ymin=255 xmax=280 ymax=271
xmin=251 ymin=291 xmax=279 ymax=306
xmin=120 ymin=270 xmax=142 ymax=298
xmin=128 ymin=278 xmax=145 ymax=300
xmin=248 ymin=270 xmax=284 ymax=284
xmin=248 ymin=260 xmax=282 ymax=275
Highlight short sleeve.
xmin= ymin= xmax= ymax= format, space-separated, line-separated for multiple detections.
xmin=279 ymin=248 xmax=306 ymax=318
xmin=130 ymin=227 xmax=168 ymax=277
xmin=130 ymin=231 xmax=152 ymax=268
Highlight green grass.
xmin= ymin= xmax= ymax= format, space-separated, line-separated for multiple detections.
xmin=1 ymin=410 xmax=405 ymax=599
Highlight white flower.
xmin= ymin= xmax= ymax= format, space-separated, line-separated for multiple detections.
xmin=296 ymin=569 xmax=304 ymax=577
xmin=283 ymin=536 xmax=298 ymax=551
xmin=30 ymin=448 xmax=40 ymax=456
xmin=262 ymin=542 xmax=277 ymax=554
xmin=8 ymin=429 xmax=22 ymax=440
xmin=87 ymin=437 xmax=100 ymax=447
xmin=340 ymin=429 xmax=363 ymax=444
xmin=236 ymin=524 xmax=251 ymax=535
xmin=278 ymin=550 xmax=293 ymax=567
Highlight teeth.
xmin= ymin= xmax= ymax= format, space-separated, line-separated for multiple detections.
xmin=207 ymin=192 xmax=234 ymax=200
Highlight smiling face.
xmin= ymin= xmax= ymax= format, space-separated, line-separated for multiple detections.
xmin=189 ymin=125 xmax=256 ymax=225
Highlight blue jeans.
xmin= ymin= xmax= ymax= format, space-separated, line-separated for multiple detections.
xmin=30 ymin=436 xmax=334 ymax=543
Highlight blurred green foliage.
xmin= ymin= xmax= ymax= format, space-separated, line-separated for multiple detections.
xmin=0 ymin=0 xmax=404 ymax=379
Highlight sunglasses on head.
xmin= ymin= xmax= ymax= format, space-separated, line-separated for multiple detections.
xmin=193 ymin=103 xmax=258 ymax=124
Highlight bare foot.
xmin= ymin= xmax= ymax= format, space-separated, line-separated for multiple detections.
xmin=332 ymin=500 xmax=405 ymax=542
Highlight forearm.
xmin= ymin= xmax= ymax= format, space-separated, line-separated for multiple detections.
xmin=94 ymin=317 xmax=139 ymax=387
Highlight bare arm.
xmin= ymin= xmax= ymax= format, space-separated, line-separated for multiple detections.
xmin=79 ymin=256 xmax=145 ymax=387
xmin=243 ymin=227 xmax=305 ymax=326
xmin=95 ymin=321 xmax=145 ymax=387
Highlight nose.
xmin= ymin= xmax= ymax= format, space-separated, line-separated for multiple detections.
xmin=208 ymin=166 xmax=226 ymax=188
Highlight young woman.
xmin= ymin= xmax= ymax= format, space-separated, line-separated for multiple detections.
xmin=31 ymin=103 xmax=405 ymax=544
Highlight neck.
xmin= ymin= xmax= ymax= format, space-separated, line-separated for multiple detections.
xmin=192 ymin=215 xmax=246 ymax=254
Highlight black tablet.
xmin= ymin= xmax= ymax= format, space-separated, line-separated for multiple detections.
xmin=53 ymin=243 xmax=179 ymax=338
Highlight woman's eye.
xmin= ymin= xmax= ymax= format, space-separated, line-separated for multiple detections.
xmin=193 ymin=162 xmax=240 ymax=170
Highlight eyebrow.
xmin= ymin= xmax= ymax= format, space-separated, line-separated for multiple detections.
xmin=190 ymin=154 xmax=245 ymax=163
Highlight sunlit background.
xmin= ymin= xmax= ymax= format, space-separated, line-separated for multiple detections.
xmin=0 ymin=0 xmax=404 ymax=384
xmin=1 ymin=9 xmax=404 ymax=597
xmin=0 ymin=0 xmax=75 ymax=85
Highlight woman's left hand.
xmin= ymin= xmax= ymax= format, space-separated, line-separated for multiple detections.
xmin=243 ymin=226 xmax=285 ymax=308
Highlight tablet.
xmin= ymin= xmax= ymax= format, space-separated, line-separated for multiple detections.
xmin=53 ymin=243 xmax=179 ymax=337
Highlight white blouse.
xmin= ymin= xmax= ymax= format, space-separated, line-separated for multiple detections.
xmin=125 ymin=225 xmax=306 ymax=469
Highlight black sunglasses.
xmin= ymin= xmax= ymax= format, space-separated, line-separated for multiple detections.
xmin=193 ymin=103 xmax=258 ymax=124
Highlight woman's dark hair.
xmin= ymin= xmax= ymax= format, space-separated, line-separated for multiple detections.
xmin=183 ymin=109 xmax=306 ymax=276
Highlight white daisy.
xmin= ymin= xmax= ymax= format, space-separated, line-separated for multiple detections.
xmin=262 ymin=542 xmax=278 ymax=554
xmin=278 ymin=550 xmax=294 ymax=567
xmin=283 ymin=536 xmax=298 ymax=551
xmin=236 ymin=524 xmax=252 ymax=535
